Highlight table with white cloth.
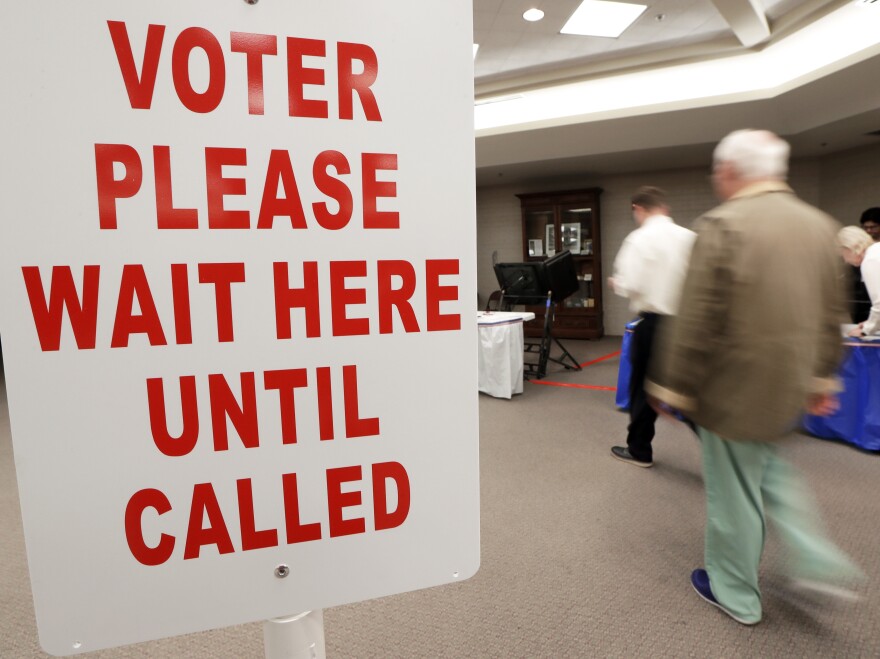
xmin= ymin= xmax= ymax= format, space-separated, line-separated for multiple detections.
xmin=477 ymin=311 xmax=536 ymax=398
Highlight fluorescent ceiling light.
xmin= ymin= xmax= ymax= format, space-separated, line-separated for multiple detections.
xmin=473 ymin=44 xmax=479 ymax=59
xmin=523 ymin=8 xmax=545 ymax=22
xmin=561 ymin=0 xmax=647 ymax=38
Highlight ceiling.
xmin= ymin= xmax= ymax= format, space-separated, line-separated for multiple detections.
xmin=473 ymin=0 xmax=880 ymax=186
xmin=474 ymin=0 xmax=802 ymax=86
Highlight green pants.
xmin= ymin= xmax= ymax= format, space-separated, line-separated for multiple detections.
xmin=698 ymin=426 xmax=860 ymax=623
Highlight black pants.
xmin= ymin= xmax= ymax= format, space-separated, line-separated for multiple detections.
xmin=626 ymin=313 xmax=662 ymax=462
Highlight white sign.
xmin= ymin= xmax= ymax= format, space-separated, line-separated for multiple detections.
xmin=0 ymin=1 xmax=478 ymax=655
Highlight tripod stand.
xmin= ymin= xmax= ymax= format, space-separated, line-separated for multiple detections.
xmin=500 ymin=290 xmax=581 ymax=380
xmin=494 ymin=251 xmax=584 ymax=380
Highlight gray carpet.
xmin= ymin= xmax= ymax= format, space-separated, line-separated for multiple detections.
xmin=1 ymin=338 xmax=878 ymax=658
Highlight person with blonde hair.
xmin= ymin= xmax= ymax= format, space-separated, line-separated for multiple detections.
xmin=838 ymin=224 xmax=880 ymax=337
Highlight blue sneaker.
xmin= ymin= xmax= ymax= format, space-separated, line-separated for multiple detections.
xmin=691 ymin=569 xmax=760 ymax=626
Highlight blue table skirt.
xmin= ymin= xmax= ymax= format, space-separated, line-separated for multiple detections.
xmin=803 ymin=343 xmax=880 ymax=452
xmin=617 ymin=326 xmax=880 ymax=452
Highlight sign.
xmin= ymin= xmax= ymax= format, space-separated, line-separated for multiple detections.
xmin=0 ymin=1 xmax=478 ymax=655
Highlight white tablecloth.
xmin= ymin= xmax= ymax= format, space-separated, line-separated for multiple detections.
xmin=477 ymin=311 xmax=536 ymax=399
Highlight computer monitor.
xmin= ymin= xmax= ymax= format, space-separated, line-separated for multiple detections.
xmin=493 ymin=250 xmax=580 ymax=304
xmin=543 ymin=250 xmax=579 ymax=303
xmin=493 ymin=262 xmax=547 ymax=304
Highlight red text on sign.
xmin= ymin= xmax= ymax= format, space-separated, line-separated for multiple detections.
xmin=107 ymin=21 xmax=382 ymax=120
xmin=21 ymin=263 xmax=245 ymax=351
xmin=147 ymin=364 xmax=379 ymax=457
xmin=274 ymin=259 xmax=461 ymax=339
xmin=20 ymin=259 xmax=459 ymax=351
xmin=124 ymin=462 xmax=410 ymax=566
xmin=94 ymin=144 xmax=398 ymax=231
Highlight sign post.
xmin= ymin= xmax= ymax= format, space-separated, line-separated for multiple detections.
xmin=263 ymin=611 xmax=326 ymax=659
xmin=0 ymin=1 xmax=478 ymax=655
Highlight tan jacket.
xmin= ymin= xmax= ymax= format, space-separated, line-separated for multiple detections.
xmin=646 ymin=181 xmax=847 ymax=442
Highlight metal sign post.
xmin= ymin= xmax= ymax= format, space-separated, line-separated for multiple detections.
xmin=263 ymin=611 xmax=325 ymax=659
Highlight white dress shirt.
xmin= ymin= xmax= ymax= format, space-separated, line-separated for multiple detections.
xmin=861 ymin=241 xmax=880 ymax=335
xmin=612 ymin=214 xmax=696 ymax=315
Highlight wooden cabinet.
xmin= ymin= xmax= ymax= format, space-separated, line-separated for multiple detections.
xmin=516 ymin=188 xmax=603 ymax=340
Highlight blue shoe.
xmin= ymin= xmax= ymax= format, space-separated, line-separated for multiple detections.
xmin=691 ymin=569 xmax=759 ymax=626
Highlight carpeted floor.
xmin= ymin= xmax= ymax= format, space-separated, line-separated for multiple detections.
xmin=1 ymin=338 xmax=877 ymax=658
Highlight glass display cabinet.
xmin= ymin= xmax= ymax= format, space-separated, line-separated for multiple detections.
xmin=516 ymin=188 xmax=603 ymax=339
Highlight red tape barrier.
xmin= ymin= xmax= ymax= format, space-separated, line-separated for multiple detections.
xmin=578 ymin=350 xmax=621 ymax=369
xmin=527 ymin=349 xmax=622 ymax=391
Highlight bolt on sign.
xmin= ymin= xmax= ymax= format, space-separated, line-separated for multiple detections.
xmin=0 ymin=1 xmax=478 ymax=655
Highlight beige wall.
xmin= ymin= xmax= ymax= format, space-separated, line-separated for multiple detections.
xmin=818 ymin=143 xmax=880 ymax=227
xmin=476 ymin=141 xmax=880 ymax=335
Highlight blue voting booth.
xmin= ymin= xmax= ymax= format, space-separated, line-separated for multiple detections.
xmin=803 ymin=343 xmax=880 ymax=452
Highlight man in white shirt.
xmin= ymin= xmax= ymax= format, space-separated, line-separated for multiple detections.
xmin=609 ymin=186 xmax=695 ymax=467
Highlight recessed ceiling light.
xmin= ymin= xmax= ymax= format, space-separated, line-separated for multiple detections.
xmin=561 ymin=0 xmax=647 ymax=38
xmin=523 ymin=8 xmax=545 ymax=22
xmin=473 ymin=44 xmax=480 ymax=59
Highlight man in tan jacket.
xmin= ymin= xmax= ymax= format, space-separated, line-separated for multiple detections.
xmin=646 ymin=129 xmax=862 ymax=625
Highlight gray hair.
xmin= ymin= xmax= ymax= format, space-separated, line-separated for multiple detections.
xmin=713 ymin=129 xmax=790 ymax=179
xmin=838 ymin=225 xmax=874 ymax=257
